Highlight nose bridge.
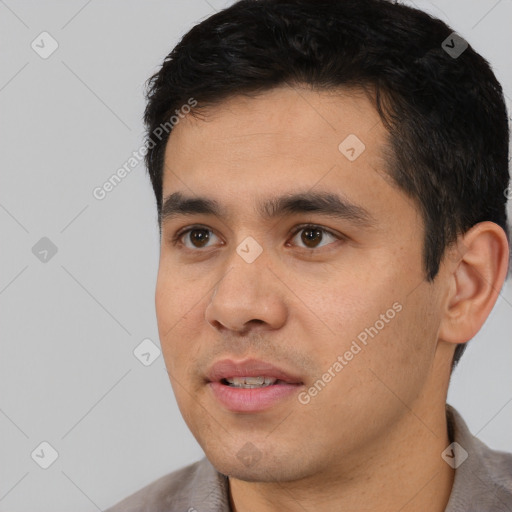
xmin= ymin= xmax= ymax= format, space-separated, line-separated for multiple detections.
xmin=205 ymin=239 xmax=287 ymax=331
xmin=216 ymin=228 xmax=268 ymax=284
xmin=214 ymin=239 xmax=269 ymax=303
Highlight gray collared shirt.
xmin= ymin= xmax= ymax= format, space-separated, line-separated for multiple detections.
xmin=105 ymin=404 xmax=512 ymax=511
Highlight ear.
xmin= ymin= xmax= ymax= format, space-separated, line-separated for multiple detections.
xmin=438 ymin=221 xmax=510 ymax=345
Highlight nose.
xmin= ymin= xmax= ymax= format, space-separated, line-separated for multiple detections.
xmin=204 ymin=249 xmax=288 ymax=334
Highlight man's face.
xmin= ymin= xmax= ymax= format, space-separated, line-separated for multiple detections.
xmin=155 ymin=86 xmax=448 ymax=482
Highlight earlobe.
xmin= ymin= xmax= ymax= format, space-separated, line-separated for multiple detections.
xmin=438 ymin=221 xmax=510 ymax=345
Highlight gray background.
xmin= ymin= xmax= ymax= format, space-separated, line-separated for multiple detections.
xmin=0 ymin=0 xmax=511 ymax=510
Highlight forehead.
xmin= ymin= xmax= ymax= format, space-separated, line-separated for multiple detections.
xmin=167 ymin=85 xmax=383 ymax=157
xmin=161 ymin=85 xmax=417 ymax=229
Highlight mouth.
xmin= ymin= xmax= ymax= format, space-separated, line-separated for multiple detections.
xmin=206 ymin=358 xmax=303 ymax=384
xmin=206 ymin=359 xmax=304 ymax=412
xmin=220 ymin=376 xmax=298 ymax=389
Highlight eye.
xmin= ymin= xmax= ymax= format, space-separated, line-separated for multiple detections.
xmin=288 ymin=224 xmax=341 ymax=250
xmin=171 ymin=224 xmax=343 ymax=251
xmin=172 ymin=225 xmax=221 ymax=249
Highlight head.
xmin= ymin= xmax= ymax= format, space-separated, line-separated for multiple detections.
xmin=146 ymin=0 xmax=510 ymax=483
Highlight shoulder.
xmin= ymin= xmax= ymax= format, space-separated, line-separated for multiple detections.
xmin=104 ymin=457 xmax=229 ymax=512
xmin=476 ymin=440 xmax=512 ymax=504
xmin=445 ymin=404 xmax=512 ymax=511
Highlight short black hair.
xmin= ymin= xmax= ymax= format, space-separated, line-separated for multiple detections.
xmin=143 ymin=0 xmax=511 ymax=370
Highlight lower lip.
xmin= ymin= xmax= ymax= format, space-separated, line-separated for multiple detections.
xmin=208 ymin=381 xmax=302 ymax=412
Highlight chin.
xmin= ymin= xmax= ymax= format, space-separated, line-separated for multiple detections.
xmin=205 ymin=448 xmax=313 ymax=483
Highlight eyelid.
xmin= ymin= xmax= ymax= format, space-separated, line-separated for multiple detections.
xmin=289 ymin=223 xmax=341 ymax=239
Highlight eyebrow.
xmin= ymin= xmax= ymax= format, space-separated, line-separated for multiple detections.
xmin=160 ymin=190 xmax=377 ymax=228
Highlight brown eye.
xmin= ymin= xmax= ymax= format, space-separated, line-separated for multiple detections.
xmin=289 ymin=225 xmax=339 ymax=250
xmin=301 ymin=227 xmax=323 ymax=248
xmin=187 ymin=228 xmax=211 ymax=248
xmin=174 ymin=226 xmax=219 ymax=249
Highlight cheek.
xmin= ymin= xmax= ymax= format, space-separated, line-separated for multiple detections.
xmin=155 ymin=262 xmax=196 ymax=327
xmin=156 ymin=271 xmax=188 ymax=354
xmin=314 ymin=271 xmax=429 ymax=372
xmin=155 ymin=265 xmax=208 ymax=371
xmin=355 ymin=283 xmax=440 ymax=395
xmin=308 ymin=274 xmax=394 ymax=340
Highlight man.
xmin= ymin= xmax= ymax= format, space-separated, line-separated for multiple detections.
xmin=106 ymin=0 xmax=511 ymax=510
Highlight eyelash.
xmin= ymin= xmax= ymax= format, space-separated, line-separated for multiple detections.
xmin=171 ymin=224 xmax=344 ymax=251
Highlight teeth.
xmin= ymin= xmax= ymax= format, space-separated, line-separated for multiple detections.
xmin=225 ymin=376 xmax=278 ymax=388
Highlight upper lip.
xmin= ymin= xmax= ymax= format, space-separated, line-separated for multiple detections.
xmin=206 ymin=358 xmax=303 ymax=384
